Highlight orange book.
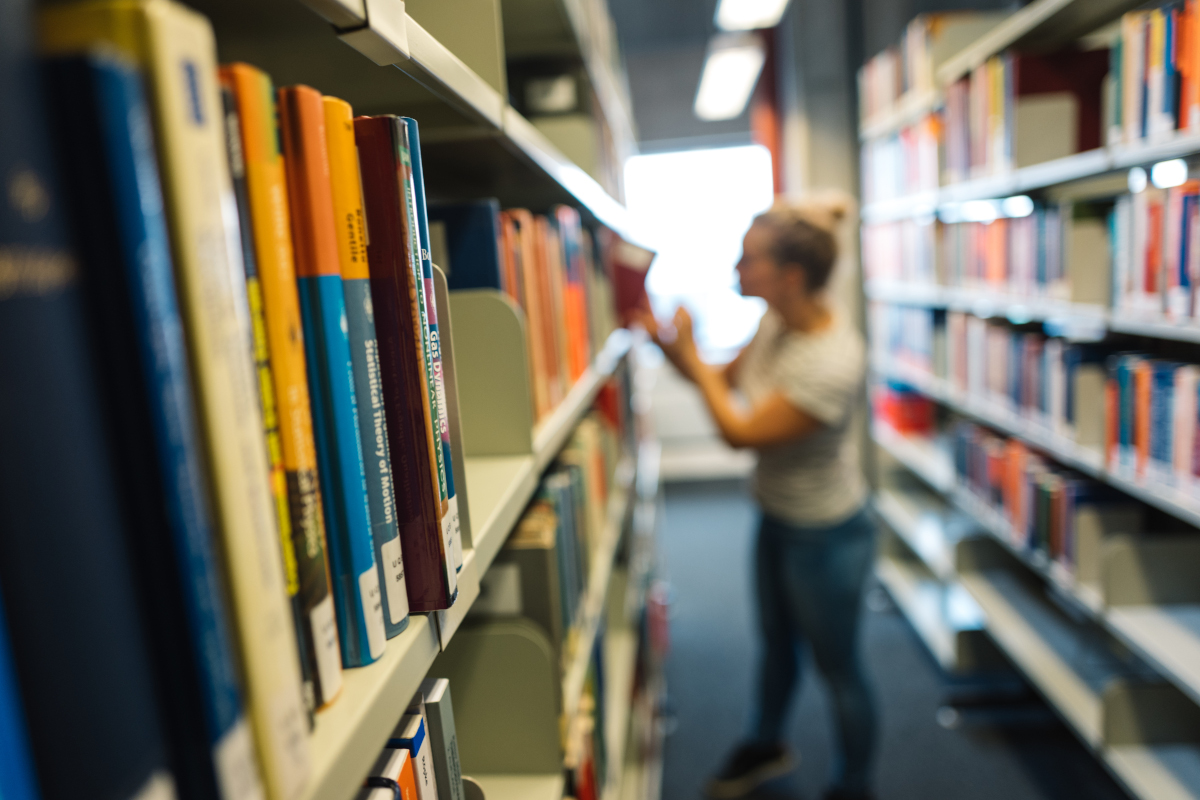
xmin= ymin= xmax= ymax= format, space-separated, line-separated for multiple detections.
xmin=505 ymin=209 xmax=555 ymax=418
xmin=1135 ymin=360 xmax=1152 ymax=476
xmin=279 ymin=85 xmax=387 ymax=667
xmin=365 ymin=748 xmax=418 ymax=800
xmin=221 ymin=64 xmax=344 ymax=708
xmin=538 ymin=216 xmax=571 ymax=395
xmin=985 ymin=218 xmax=1008 ymax=286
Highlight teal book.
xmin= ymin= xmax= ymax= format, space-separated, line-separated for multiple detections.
xmin=280 ymin=84 xmax=385 ymax=668
xmin=403 ymin=116 xmax=462 ymax=573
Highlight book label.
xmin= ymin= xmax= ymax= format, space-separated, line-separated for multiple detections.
xmin=267 ymin=681 xmax=311 ymax=800
xmin=446 ymin=495 xmax=462 ymax=571
xmin=380 ymin=534 xmax=409 ymax=625
xmin=359 ymin=567 xmax=387 ymax=659
xmin=309 ymin=595 xmax=343 ymax=703
xmin=213 ymin=717 xmax=266 ymax=800
xmin=131 ymin=771 xmax=178 ymax=800
xmin=441 ymin=513 xmax=458 ymax=596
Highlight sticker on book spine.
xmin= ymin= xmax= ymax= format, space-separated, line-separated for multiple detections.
xmin=213 ymin=716 xmax=265 ymax=800
xmin=310 ymin=595 xmax=342 ymax=702
xmin=441 ymin=513 xmax=458 ymax=596
xmin=447 ymin=495 xmax=462 ymax=571
xmin=380 ymin=535 xmax=409 ymax=624
xmin=359 ymin=566 xmax=387 ymax=659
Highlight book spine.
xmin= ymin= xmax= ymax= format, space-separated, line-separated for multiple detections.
xmin=38 ymin=5 xmax=313 ymax=797
xmin=2 ymin=6 xmax=179 ymax=800
xmin=222 ymin=64 xmax=341 ymax=709
xmin=353 ymin=116 xmax=454 ymax=612
xmin=0 ymin=594 xmax=37 ymax=800
xmin=403 ymin=117 xmax=462 ymax=573
xmin=388 ymin=717 xmax=439 ymax=800
xmin=47 ymin=52 xmax=263 ymax=800
xmin=419 ymin=681 xmax=465 ymax=800
xmin=395 ymin=124 xmax=452 ymax=555
xmin=324 ymin=97 xmax=410 ymax=638
xmin=279 ymin=85 xmax=385 ymax=668
xmin=220 ymin=82 xmax=315 ymax=725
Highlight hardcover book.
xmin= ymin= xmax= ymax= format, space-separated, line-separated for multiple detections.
xmin=279 ymin=84 xmax=385 ymax=667
xmin=221 ymin=62 xmax=342 ymax=710
xmin=354 ymin=114 xmax=457 ymax=612
xmin=324 ymin=95 xmax=410 ymax=638
xmin=39 ymin=3 xmax=312 ymax=797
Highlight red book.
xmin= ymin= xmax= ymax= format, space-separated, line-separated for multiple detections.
xmin=353 ymin=115 xmax=454 ymax=612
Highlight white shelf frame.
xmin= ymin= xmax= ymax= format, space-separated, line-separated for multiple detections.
xmin=873 ymin=422 xmax=1200 ymax=732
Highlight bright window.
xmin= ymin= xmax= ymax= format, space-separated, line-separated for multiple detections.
xmin=624 ymin=144 xmax=774 ymax=359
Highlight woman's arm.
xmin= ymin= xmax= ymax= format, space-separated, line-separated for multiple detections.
xmin=691 ymin=362 xmax=819 ymax=448
xmin=722 ymin=346 xmax=747 ymax=387
xmin=637 ymin=307 xmax=820 ymax=449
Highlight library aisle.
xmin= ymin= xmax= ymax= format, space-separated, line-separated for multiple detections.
xmin=656 ymin=481 xmax=1129 ymax=800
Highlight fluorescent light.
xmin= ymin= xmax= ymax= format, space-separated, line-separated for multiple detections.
xmin=1000 ymin=195 xmax=1034 ymax=218
xmin=1151 ymin=158 xmax=1189 ymax=189
xmin=694 ymin=34 xmax=766 ymax=121
xmin=1128 ymin=166 xmax=1147 ymax=193
xmin=715 ymin=0 xmax=791 ymax=30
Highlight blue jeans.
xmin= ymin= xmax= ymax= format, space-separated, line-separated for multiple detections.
xmin=750 ymin=504 xmax=878 ymax=793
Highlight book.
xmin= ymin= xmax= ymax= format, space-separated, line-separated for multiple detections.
xmin=427 ymin=200 xmax=505 ymax=292
xmin=354 ymin=114 xmax=457 ymax=612
xmin=39 ymin=3 xmax=312 ymax=797
xmin=0 ymin=594 xmax=37 ymax=800
xmin=44 ymin=50 xmax=263 ymax=800
xmin=419 ymin=678 xmax=465 ymax=800
xmin=324 ymin=95 xmax=410 ymax=638
xmin=395 ymin=121 xmax=453 ymax=567
xmin=278 ymin=84 xmax=385 ymax=667
xmin=219 ymin=80 xmax=314 ymax=726
xmin=388 ymin=714 xmax=440 ymax=800
xmin=404 ymin=117 xmax=462 ymax=573
xmin=361 ymin=749 xmax=418 ymax=800
xmin=220 ymin=62 xmax=342 ymax=710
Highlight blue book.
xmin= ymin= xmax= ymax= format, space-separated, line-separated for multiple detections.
xmin=0 ymin=6 xmax=174 ymax=799
xmin=343 ymin=275 xmax=410 ymax=639
xmin=1150 ymin=362 xmax=1177 ymax=473
xmin=404 ymin=117 xmax=462 ymax=573
xmin=298 ymin=274 xmax=386 ymax=666
xmin=427 ymin=199 xmax=505 ymax=291
xmin=43 ymin=54 xmax=260 ymax=800
xmin=0 ymin=594 xmax=38 ymax=800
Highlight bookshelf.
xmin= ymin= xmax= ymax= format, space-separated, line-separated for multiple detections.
xmin=4 ymin=0 xmax=662 ymax=798
xmin=860 ymin=0 xmax=1200 ymax=790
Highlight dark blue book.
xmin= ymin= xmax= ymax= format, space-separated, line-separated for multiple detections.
xmin=43 ymin=53 xmax=261 ymax=800
xmin=0 ymin=593 xmax=38 ymax=800
xmin=0 ymin=5 xmax=175 ymax=799
xmin=427 ymin=199 xmax=504 ymax=292
xmin=1150 ymin=361 xmax=1178 ymax=472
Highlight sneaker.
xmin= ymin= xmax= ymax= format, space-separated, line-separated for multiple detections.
xmin=705 ymin=742 xmax=794 ymax=798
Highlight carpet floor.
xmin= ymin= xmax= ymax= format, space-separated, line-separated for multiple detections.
xmin=657 ymin=480 xmax=1129 ymax=800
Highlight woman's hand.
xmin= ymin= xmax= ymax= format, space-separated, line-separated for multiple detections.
xmin=634 ymin=306 xmax=701 ymax=381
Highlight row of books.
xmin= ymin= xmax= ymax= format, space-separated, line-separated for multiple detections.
xmin=857 ymin=12 xmax=1003 ymax=124
xmin=359 ymin=678 xmax=464 ymax=800
xmin=876 ymin=301 xmax=1200 ymax=497
xmin=0 ymin=3 xmax=625 ymax=800
xmin=952 ymin=421 xmax=1143 ymax=576
xmin=862 ymin=202 xmax=1105 ymax=306
xmin=1111 ymin=2 xmax=1200 ymax=146
xmin=943 ymin=49 xmax=1109 ymax=183
xmin=473 ymin=404 xmax=629 ymax=671
xmin=860 ymin=116 xmax=939 ymax=203
xmin=429 ymin=201 xmax=619 ymax=422
xmin=1113 ymin=179 xmax=1200 ymax=321
xmin=873 ymin=304 xmax=1109 ymax=452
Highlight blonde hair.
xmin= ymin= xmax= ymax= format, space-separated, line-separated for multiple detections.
xmin=752 ymin=192 xmax=853 ymax=292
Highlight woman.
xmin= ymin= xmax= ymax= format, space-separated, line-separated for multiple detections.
xmin=640 ymin=198 xmax=877 ymax=800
